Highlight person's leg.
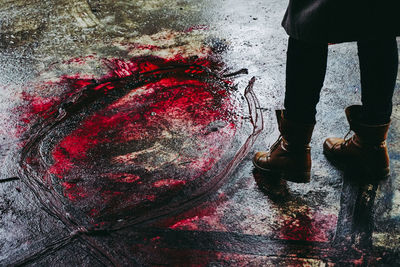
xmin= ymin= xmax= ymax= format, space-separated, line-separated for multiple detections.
xmin=358 ymin=37 xmax=399 ymax=124
xmin=284 ymin=37 xmax=328 ymax=124
xmin=323 ymin=37 xmax=398 ymax=180
xmin=253 ymin=37 xmax=328 ymax=183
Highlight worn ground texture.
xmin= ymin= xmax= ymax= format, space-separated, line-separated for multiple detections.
xmin=0 ymin=0 xmax=399 ymax=266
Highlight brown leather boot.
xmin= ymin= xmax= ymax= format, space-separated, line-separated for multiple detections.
xmin=323 ymin=105 xmax=390 ymax=180
xmin=253 ymin=110 xmax=315 ymax=183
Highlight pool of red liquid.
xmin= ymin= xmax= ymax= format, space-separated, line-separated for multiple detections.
xmin=20 ymin=55 xmax=241 ymax=223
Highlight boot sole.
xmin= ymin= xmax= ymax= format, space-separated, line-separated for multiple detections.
xmin=252 ymin=159 xmax=311 ymax=183
xmin=323 ymin=150 xmax=390 ymax=182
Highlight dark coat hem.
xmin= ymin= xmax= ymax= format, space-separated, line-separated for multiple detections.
xmin=282 ymin=0 xmax=400 ymax=44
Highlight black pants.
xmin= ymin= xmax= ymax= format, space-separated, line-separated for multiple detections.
xmin=284 ymin=37 xmax=399 ymax=124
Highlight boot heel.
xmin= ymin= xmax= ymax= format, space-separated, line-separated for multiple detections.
xmin=362 ymin=165 xmax=390 ymax=181
xmin=281 ymin=171 xmax=311 ymax=183
xmin=253 ymin=166 xmax=311 ymax=183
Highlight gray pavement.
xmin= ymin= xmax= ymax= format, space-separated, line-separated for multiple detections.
xmin=0 ymin=0 xmax=399 ymax=265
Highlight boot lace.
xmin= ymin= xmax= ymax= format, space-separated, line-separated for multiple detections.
xmin=269 ymin=135 xmax=282 ymax=152
xmin=340 ymin=129 xmax=353 ymax=148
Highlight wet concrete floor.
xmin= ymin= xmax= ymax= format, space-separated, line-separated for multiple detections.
xmin=0 ymin=0 xmax=399 ymax=266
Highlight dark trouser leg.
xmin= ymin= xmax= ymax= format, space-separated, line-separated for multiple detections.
xmin=284 ymin=37 xmax=328 ymax=124
xmin=358 ymin=37 xmax=399 ymax=124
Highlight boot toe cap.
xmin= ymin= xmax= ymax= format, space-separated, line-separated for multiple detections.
xmin=323 ymin=137 xmax=344 ymax=152
xmin=253 ymin=151 xmax=269 ymax=169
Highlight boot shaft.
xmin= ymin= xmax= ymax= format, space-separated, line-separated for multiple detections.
xmin=345 ymin=105 xmax=390 ymax=145
xmin=277 ymin=110 xmax=315 ymax=147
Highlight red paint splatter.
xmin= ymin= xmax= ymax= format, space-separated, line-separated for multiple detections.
xmin=279 ymin=208 xmax=337 ymax=242
xmin=155 ymin=199 xmax=222 ymax=231
xmin=20 ymin=93 xmax=60 ymax=120
xmin=169 ymin=216 xmax=200 ymax=230
xmin=19 ymin=55 xmax=241 ymax=222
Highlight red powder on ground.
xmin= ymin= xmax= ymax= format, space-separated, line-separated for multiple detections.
xmin=20 ymin=55 xmax=240 ymax=222
xmin=279 ymin=209 xmax=337 ymax=242
xmin=155 ymin=200 xmax=220 ymax=230
xmin=20 ymin=93 xmax=60 ymax=120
